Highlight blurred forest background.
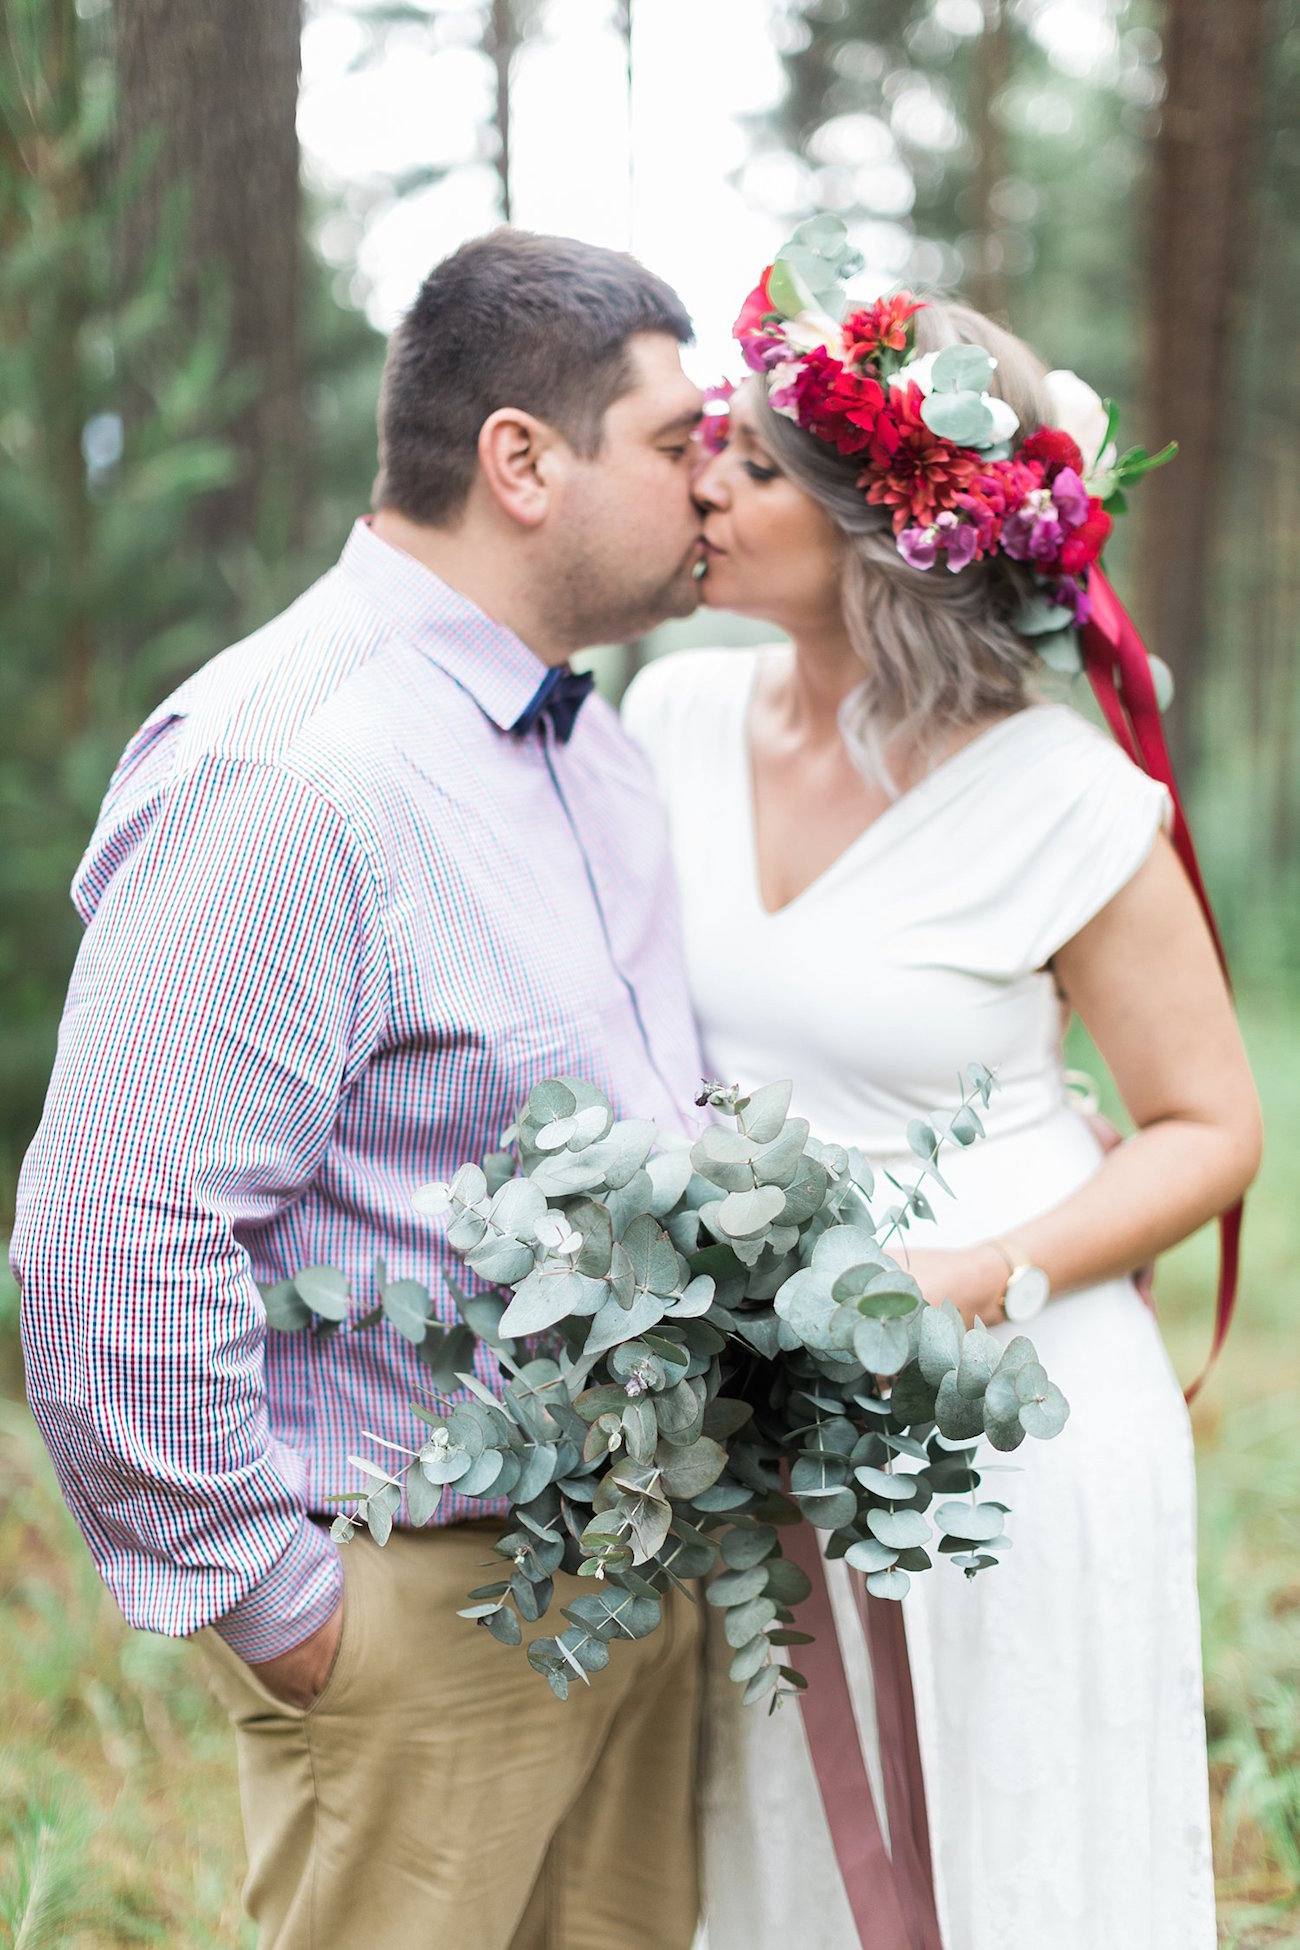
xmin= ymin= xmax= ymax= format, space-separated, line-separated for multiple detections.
xmin=1 ymin=0 xmax=1297 ymax=1943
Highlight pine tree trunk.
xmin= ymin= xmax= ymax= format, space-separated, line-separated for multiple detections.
xmin=966 ymin=0 xmax=1011 ymax=321
xmin=1135 ymin=0 xmax=1267 ymax=777
xmin=487 ymin=0 xmax=516 ymax=222
xmin=115 ymin=0 xmax=304 ymax=550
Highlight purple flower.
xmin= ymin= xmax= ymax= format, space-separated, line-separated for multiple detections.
xmin=1029 ymin=516 xmax=1064 ymax=562
xmin=1052 ymin=573 xmax=1092 ymax=624
xmin=898 ymin=525 xmax=940 ymax=570
xmin=936 ymin=511 xmax=980 ymax=572
xmin=1050 ymin=466 xmax=1089 ymax=528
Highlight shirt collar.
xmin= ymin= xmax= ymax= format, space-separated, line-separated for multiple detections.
xmin=337 ymin=517 xmax=555 ymax=734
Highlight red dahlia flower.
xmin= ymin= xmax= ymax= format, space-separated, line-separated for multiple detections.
xmin=861 ymin=383 xmax=979 ymax=533
xmin=1019 ymin=427 xmax=1085 ymax=480
xmin=771 ymin=344 xmax=841 ymax=426
xmin=843 ymin=293 xmax=925 ymax=363
xmin=815 ymin=367 xmax=886 ymax=455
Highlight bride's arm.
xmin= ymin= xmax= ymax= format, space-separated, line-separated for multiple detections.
xmin=895 ymin=833 xmax=1263 ymax=1326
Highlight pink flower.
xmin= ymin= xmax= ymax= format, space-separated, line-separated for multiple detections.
xmin=1050 ymin=466 xmax=1089 ymax=528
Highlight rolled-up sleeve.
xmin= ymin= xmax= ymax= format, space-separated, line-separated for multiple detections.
xmin=11 ymin=753 xmax=389 ymax=1660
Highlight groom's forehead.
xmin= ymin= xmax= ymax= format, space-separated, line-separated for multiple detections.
xmin=612 ymin=333 xmax=703 ymax=430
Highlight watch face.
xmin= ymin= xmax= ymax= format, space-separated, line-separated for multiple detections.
xmin=1004 ymin=1266 xmax=1050 ymax=1323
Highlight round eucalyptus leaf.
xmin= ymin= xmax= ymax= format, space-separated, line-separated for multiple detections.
xmin=921 ymin=390 xmax=995 ymax=445
xmin=933 ymin=1500 xmax=1005 ymax=1543
xmin=723 ymin=1596 xmax=779 ymax=1648
xmin=729 ymin=1634 xmax=773 ymax=1684
xmin=844 ymin=1537 xmax=899 ymax=1573
xmin=485 ymin=1605 xmax=523 ymax=1646
xmin=405 ymin=1459 xmax=442 ymax=1527
xmin=715 ymin=1184 xmax=786 ymax=1239
xmin=720 ymin=1524 xmax=779 ymax=1571
xmin=691 ymin=1479 xmax=755 ymax=1513
xmin=854 ymin=1465 xmax=918 ymax=1500
xmin=811 ymin=1225 xmax=885 ymax=1284
xmin=526 ymin=1080 xmax=577 ymax=1125
xmin=657 ymin=1435 xmax=728 ymax=1499
xmin=707 ymin=1565 xmax=770 ymax=1609
xmin=866 ymin=1568 xmax=911 ymax=1600
xmin=762 ymin=1556 xmax=813 ymax=1607
xmin=956 ymin=1318 xmax=1000 ymax=1399
xmin=935 ymin=1371 xmax=987 ymax=1441
xmin=794 ymin=1485 xmax=860 ymax=1530
xmin=831 ymin=1264 xmax=873 ymax=1305
xmin=739 ymin=1080 xmax=794 ymax=1144
xmin=752 ymin=1121 xmax=809 ymax=1189
xmin=742 ymin=1662 xmax=780 ymax=1705
xmin=464 ymin=1234 xmax=536 ymax=1286
xmin=411 ymin=1181 xmax=451 ymax=1219
xmin=866 ymin=1506 xmax=931 ymax=1549
xmin=1019 ymin=1382 xmax=1070 ymax=1439
xmin=853 ymin=1315 xmax=910 ymax=1375
xmin=646 ymin=1144 xmax=695 ymax=1215
xmin=887 ymin=1364 xmax=939 ymax=1425
xmin=261 ymin=1279 xmax=312 ymax=1332
xmin=917 ymin=1303 xmax=962 ymax=1386
xmin=950 ymin=1550 xmax=1000 ymax=1575
xmin=880 ymin=1431 xmax=930 ymax=1462
xmin=512 ymin=1443 xmax=559 ymax=1507
xmin=930 ymin=341 xmax=996 ymax=395
xmin=446 ymin=1206 xmax=490 ymax=1253
xmin=293 ymin=1265 xmax=350 ymax=1322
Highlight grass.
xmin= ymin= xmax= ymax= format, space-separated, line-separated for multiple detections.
xmin=0 ymin=988 xmax=1297 ymax=1947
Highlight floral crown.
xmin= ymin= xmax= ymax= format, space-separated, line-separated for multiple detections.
xmin=710 ymin=217 xmax=1173 ymax=644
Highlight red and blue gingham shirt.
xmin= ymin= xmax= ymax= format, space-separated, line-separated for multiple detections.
xmin=12 ymin=520 xmax=702 ymax=1661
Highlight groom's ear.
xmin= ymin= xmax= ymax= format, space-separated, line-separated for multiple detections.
xmin=476 ymin=407 xmax=568 ymax=529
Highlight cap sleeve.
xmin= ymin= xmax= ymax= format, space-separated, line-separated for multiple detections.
xmin=1002 ymin=713 xmax=1174 ymax=974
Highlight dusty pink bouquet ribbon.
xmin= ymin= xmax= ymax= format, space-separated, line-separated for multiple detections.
xmin=781 ymin=1513 xmax=942 ymax=1949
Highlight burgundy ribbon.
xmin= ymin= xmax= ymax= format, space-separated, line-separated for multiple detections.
xmin=1078 ymin=567 xmax=1243 ymax=1400
xmin=782 ymin=1515 xmax=942 ymax=1950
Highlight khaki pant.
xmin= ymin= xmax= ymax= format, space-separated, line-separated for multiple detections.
xmin=198 ymin=1521 xmax=701 ymax=1950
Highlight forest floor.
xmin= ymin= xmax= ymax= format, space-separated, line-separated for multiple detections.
xmin=1 ymin=990 xmax=1297 ymax=1948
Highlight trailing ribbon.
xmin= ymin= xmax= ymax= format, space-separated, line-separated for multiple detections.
xmin=1078 ymin=566 xmax=1243 ymax=1400
xmin=782 ymin=1512 xmax=942 ymax=1950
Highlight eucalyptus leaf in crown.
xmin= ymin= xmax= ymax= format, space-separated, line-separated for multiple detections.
xmin=281 ymin=1072 xmax=1069 ymax=1707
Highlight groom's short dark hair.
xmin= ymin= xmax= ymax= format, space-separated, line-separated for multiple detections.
xmin=372 ymin=229 xmax=694 ymax=525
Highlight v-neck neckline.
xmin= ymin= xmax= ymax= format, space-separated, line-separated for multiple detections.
xmin=737 ymin=649 xmax=1039 ymax=918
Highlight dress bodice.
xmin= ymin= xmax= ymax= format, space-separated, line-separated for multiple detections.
xmin=623 ymin=646 xmax=1171 ymax=1244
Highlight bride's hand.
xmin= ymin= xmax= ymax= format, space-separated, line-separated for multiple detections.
xmin=886 ymin=1244 xmax=1008 ymax=1330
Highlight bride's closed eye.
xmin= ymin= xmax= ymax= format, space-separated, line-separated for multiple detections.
xmin=743 ymin=459 xmax=780 ymax=484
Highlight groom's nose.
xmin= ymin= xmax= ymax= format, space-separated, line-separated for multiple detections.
xmin=691 ymin=451 xmax=725 ymax=511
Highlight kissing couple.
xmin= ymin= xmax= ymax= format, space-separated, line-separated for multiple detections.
xmin=13 ymin=227 xmax=1258 ymax=1950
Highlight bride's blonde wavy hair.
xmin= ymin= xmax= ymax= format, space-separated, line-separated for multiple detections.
xmin=751 ymin=298 xmax=1055 ymax=789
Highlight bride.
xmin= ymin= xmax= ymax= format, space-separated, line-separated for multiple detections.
xmin=624 ymin=236 xmax=1261 ymax=1949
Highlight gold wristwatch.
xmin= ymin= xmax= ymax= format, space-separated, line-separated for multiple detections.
xmin=989 ymin=1239 xmax=1051 ymax=1324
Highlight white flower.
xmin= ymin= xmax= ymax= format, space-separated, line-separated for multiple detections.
xmin=985 ymin=395 xmax=1020 ymax=444
xmin=894 ymin=350 xmax=941 ymax=395
xmin=783 ymin=308 xmax=845 ymax=360
xmin=1044 ymin=369 xmax=1110 ymax=476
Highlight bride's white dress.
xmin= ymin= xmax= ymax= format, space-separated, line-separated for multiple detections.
xmin=623 ymin=647 xmax=1216 ymax=1950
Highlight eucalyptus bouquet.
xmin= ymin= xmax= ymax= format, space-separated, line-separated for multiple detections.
xmin=282 ymin=1073 xmax=1069 ymax=1706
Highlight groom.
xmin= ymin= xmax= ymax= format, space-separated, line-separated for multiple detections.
xmin=12 ymin=231 xmax=707 ymax=1950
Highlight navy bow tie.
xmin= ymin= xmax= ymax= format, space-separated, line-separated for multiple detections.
xmin=511 ymin=664 xmax=596 ymax=745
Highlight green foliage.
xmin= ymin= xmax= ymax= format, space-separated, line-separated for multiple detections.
xmin=287 ymin=1070 xmax=1069 ymax=1705
xmin=0 ymin=3 xmax=387 ymax=1220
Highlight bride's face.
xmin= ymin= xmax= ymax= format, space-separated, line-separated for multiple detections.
xmin=693 ymin=382 xmax=846 ymax=634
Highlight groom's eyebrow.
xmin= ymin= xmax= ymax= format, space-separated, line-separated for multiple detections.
xmin=651 ymin=407 xmax=704 ymax=438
